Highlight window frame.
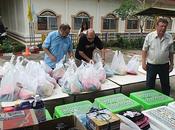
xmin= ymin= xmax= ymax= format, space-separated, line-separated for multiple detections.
xmin=125 ymin=16 xmax=139 ymax=32
xmin=144 ymin=17 xmax=156 ymax=32
xmin=164 ymin=17 xmax=172 ymax=31
xmin=101 ymin=13 xmax=118 ymax=32
xmin=36 ymin=10 xmax=61 ymax=33
xmin=71 ymin=11 xmax=92 ymax=33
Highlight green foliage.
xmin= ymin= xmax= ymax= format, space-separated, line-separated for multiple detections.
xmin=0 ymin=37 xmax=25 ymax=53
xmin=104 ymin=36 xmax=144 ymax=50
xmin=114 ymin=0 xmax=138 ymax=20
xmin=13 ymin=44 xmax=25 ymax=52
xmin=1 ymin=42 xmax=13 ymax=53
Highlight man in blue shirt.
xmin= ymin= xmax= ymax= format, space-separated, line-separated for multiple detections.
xmin=43 ymin=24 xmax=73 ymax=69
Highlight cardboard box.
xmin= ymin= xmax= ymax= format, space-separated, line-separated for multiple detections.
xmin=86 ymin=109 xmax=120 ymax=130
xmin=0 ymin=109 xmax=38 ymax=130
xmin=14 ymin=115 xmax=87 ymax=130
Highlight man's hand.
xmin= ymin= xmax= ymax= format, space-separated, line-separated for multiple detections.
xmin=142 ymin=63 xmax=147 ymax=71
xmin=169 ymin=63 xmax=174 ymax=72
xmin=50 ymin=55 xmax=56 ymax=62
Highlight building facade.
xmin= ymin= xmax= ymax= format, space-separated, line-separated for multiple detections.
xmin=0 ymin=0 xmax=175 ymax=44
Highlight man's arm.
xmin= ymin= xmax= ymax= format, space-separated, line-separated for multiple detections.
xmin=169 ymin=52 xmax=174 ymax=72
xmin=79 ymin=51 xmax=91 ymax=62
xmin=43 ymin=47 xmax=56 ymax=62
xmin=142 ymin=50 xmax=147 ymax=71
xmin=100 ymin=48 xmax=105 ymax=61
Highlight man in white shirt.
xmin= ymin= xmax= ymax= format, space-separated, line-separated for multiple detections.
xmin=142 ymin=18 xmax=174 ymax=96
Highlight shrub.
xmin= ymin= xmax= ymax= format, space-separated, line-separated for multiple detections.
xmin=13 ymin=43 xmax=25 ymax=53
xmin=105 ymin=36 xmax=144 ymax=50
xmin=0 ymin=37 xmax=26 ymax=53
xmin=1 ymin=42 xmax=13 ymax=53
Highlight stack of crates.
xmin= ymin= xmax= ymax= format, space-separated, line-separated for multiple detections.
xmin=54 ymin=100 xmax=92 ymax=118
xmin=130 ymin=89 xmax=174 ymax=110
xmin=94 ymin=93 xmax=141 ymax=113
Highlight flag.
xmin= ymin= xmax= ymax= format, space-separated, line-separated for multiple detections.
xmin=27 ymin=0 xmax=33 ymax=22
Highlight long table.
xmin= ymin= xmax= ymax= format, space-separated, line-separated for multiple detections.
xmin=108 ymin=67 xmax=175 ymax=93
xmin=108 ymin=72 xmax=146 ymax=92
xmin=70 ymin=79 xmax=121 ymax=101
xmin=1 ymin=79 xmax=121 ymax=117
xmin=42 ymin=85 xmax=69 ymax=102
xmin=43 ymin=79 xmax=121 ymax=102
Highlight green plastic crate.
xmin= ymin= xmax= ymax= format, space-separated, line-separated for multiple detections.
xmin=54 ymin=100 xmax=92 ymax=118
xmin=45 ymin=109 xmax=52 ymax=120
xmin=130 ymin=89 xmax=174 ymax=110
xmin=94 ymin=93 xmax=141 ymax=113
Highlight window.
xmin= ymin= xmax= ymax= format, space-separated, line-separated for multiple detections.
xmin=72 ymin=12 xmax=90 ymax=31
xmin=102 ymin=14 xmax=118 ymax=31
xmin=37 ymin=10 xmax=59 ymax=31
xmin=164 ymin=17 xmax=172 ymax=30
xmin=126 ymin=16 xmax=139 ymax=31
xmin=145 ymin=17 xmax=155 ymax=31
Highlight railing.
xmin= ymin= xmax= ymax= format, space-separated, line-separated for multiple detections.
xmin=70 ymin=32 xmax=147 ymax=46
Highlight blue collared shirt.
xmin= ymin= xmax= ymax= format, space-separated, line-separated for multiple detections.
xmin=43 ymin=30 xmax=73 ymax=68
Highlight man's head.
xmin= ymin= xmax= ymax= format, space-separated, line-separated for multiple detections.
xmin=59 ymin=24 xmax=71 ymax=37
xmin=86 ymin=28 xmax=95 ymax=42
xmin=156 ymin=18 xmax=168 ymax=36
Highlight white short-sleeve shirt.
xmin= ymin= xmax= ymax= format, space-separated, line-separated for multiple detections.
xmin=142 ymin=31 xmax=174 ymax=64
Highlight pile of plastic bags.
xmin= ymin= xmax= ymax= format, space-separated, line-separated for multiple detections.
xmin=105 ymin=50 xmax=140 ymax=77
xmin=58 ymin=53 xmax=106 ymax=94
xmin=0 ymin=55 xmax=57 ymax=101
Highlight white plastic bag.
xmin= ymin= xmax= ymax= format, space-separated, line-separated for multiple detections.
xmin=0 ymin=68 xmax=16 ymax=101
xmin=127 ymin=55 xmax=140 ymax=75
xmin=0 ymin=55 xmax=15 ymax=78
xmin=93 ymin=52 xmax=106 ymax=82
xmin=93 ymin=51 xmax=102 ymax=63
xmin=40 ymin=60 xmax=53 ymax=75
xmin=61 ymin=62 xmax=83 ymax=94
xmin=94 ymin=62 xmax=106 ymax=83
xmin=104 ymin=64 xmax=114 ymax=77
xmin=52 ymin=56 xmax=66 ymax=80
xmin=79 ymin=63 xmax=101 ymax=92
xmin=111 ymin=50 xmax=127 ymax=75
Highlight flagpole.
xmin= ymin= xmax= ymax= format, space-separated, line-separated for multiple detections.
xmin=27 ymin=0 xmax=34 ymax=46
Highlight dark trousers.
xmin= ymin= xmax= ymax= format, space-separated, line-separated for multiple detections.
xmin=146 ymin=63 xmax=170 ymax=96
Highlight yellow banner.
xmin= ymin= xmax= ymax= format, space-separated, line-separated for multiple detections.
xmin=27 ymin=0 xmax=33 ymax=22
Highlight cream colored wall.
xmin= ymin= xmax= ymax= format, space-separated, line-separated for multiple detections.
xmin=0 ymin=0 xmax=149 ymax=43
xmin=32 ymin=0 xmax=120 ymax=33
xmin=0 ymin=0 xmax=175 ymax=43
xmin=0 ymin=0 xmax=27 ymax=40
